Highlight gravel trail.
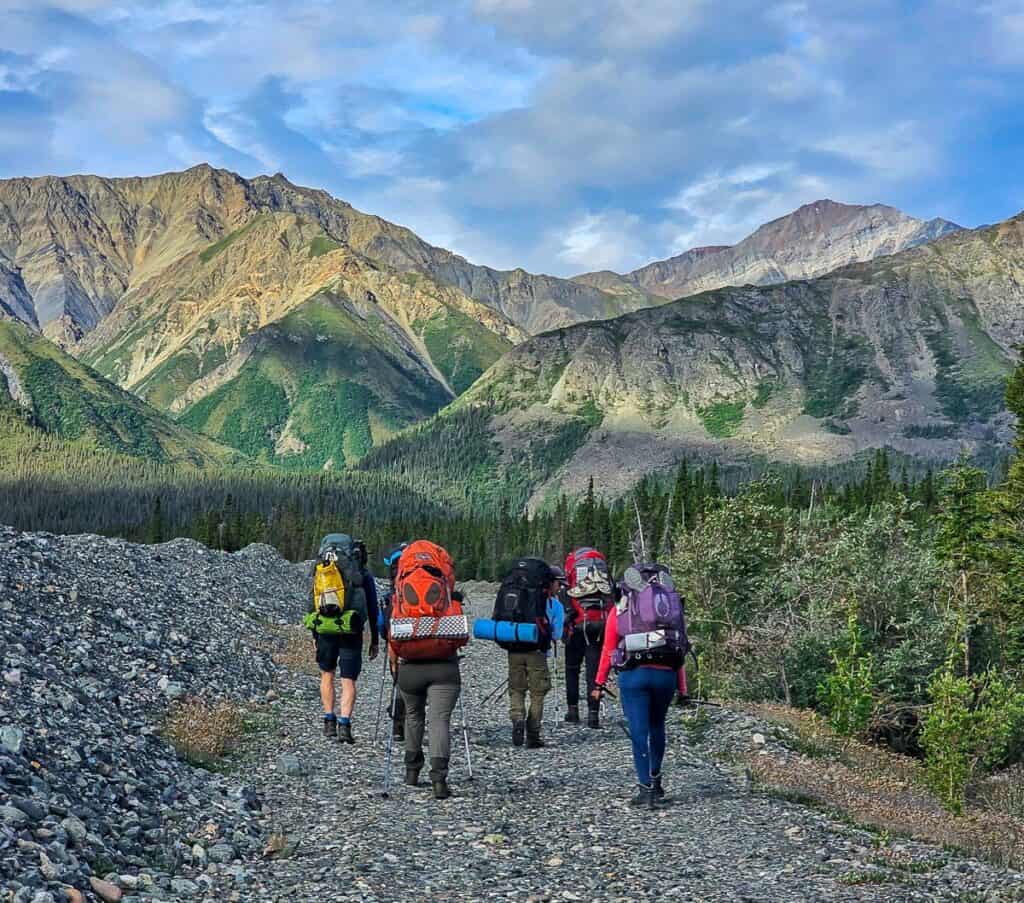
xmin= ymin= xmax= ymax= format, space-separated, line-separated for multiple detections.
xmin=2 ymin=532 xmax=1023 ymax=902
xmin=240 ymin=587 xmax=1024 ymax=903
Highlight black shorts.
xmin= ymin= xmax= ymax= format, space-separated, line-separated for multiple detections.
xmin=315 ymin=635 xmax=363 ymax=680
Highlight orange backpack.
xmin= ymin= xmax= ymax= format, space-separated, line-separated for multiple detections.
xmin=389 ymin=541 xmax=468 ymax=661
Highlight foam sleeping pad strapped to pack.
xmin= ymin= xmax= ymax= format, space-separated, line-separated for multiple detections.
xmin=473 ymin=618 xmax=540 ymax=645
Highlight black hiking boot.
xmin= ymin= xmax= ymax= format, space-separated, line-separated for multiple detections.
xmin=430 ymin=757 xmax=451 ymax=799
xmin=526 ymin=719 xmax=545 ymax=749
xmin=404 ymin=767 xmax=421 ymax=787
xmin=564 ymin=704 xmax=580 ymax=724
xmin=322 ymin=716 xmax=337 ymax=738
xmin=512 ymin=720 xmax=525 ymax=747
xmin=630 ymin=784 xmax=657 ymax=810
xmin=651 ymin=772 xmax=665 ymax=800
xmin=338 ymin=721 xmax=354 ymax=744
xmin=587 ymin=707 xmax=600 ymax=729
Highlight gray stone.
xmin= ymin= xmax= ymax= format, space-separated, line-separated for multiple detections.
xmin=1 ymin=725 xmax=24 ymax=755
xmin=277 ymin=754 xmax=303 ymax=776
xmin=208 ymin=843 xmax=236 ymax=863
xmin=169 ymin=878 xmax=199 ymax=897
xmin=0 ymin=804 xmax=29 ymax=826
xmin=60 ymin=816 xmax=88 ymax=845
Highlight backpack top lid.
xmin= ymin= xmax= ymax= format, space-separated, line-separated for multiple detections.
xmin=396 ymin=541 xmax=456 ymax=595
xmin=621 ymin=562 xmax=675 ymax=594
xmin=320 ymin=532 xmax=368 ymax=564
xmin=565 ymin=547 xmax=611 ymax=598
xmin=505 ymin=557 xmax=556 ymax=588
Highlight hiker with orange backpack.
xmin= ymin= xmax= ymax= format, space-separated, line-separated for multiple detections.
xmin=563 ymin=547 xmax=614 ymax=728
xmin=386 ymin=541 xmax=470 ymax=800
xmin=303 ymin=534 xmax=379 ymax=743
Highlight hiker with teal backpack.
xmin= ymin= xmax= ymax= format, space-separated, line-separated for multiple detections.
xmin=303 ymin=534 xmax=379 ymax=743
xmin=592 ymin=562 xmax=689 ymax=809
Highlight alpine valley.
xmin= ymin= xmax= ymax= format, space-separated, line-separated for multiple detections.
xmin=0 ymin=164 xmax=1020 ymax=508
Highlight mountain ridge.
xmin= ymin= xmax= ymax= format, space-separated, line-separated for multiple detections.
xmin=362 ymin=210 xmax=1021 ymax=509
xmin=574 ymin=199 xmax=962 ymax=303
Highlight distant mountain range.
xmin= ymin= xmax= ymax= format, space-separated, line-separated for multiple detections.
xmin=574 ymin=200 xmax=961 ymax=304
xmin=0 ymin=164 xmax=1015 ymax=499
xmin=363 ymin=213 xmax=1021 ymax=507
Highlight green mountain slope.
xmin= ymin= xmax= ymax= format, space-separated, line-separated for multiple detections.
xmin=361 ymin=213 xmax=1024 ymax=510
xmin=175 ymin=289 xmax=482 ymax=468
xmin=0 ymin=320 xmax=240 ymax=467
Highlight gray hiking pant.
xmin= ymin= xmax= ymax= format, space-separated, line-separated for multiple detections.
xmin=398 ymin=659 xmax=461 ymax=779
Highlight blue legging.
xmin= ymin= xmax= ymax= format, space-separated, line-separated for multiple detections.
xmin=618 ymin=667 xmax=677 ymax=786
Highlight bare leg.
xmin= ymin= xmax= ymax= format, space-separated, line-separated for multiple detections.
xmin=320 ymin=671 xmax=336 ymax=715
xmin=339 ymin=677 xmax=357 ymax=719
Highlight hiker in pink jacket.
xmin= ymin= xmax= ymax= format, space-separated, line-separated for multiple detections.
xmin=592 ymin=563 xmax=688 ymax=810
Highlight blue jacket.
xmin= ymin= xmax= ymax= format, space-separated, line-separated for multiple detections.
xmin=547 ymin=595 xmax=565 ymax=650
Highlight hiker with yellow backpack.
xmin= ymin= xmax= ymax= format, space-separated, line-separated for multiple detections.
xmin=303 ymin=534 xmax=379 ymax=743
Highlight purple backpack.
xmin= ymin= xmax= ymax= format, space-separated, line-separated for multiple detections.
xmin=612 ymin=563 xmax=689 ymax=669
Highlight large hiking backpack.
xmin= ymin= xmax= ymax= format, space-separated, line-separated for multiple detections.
xmin=304 ymin=534 xmax=368 ymax=635
xmin=389 ymin=541 xmax=468 ymax=661
xmin=492 ymin=557 xmax=554 ymax=652
xmin=612 ymin=563 xmax=689 ymax=670
xmin=565 ymin=548 xmax=613 ymax=641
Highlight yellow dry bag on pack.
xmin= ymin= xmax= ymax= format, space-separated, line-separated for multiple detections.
xmin=313 ymin=561 xmax=346 ymax=617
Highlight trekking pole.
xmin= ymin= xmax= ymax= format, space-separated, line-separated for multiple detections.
xmin=480 ymin=677 xmax=508 ymax=707
xmin=381 ymin=664 xmax=399 ymax=798
xmin=549 ymin=642 xmax=560 ymax=728
xmin=373 ymin=651 xmax=389 ymax=744
xmin=457 ymin=657 xmax=474 ymax=781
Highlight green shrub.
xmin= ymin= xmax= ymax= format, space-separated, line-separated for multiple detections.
xmin=697 ymin=400 xmax=745 ymax=438
xmin=817 ymin=605 xmax=875 ymax=737
xmin=920 ymin=668 xmax=1024 ymax=814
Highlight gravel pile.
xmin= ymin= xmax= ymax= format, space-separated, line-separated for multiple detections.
xmin=3 ymin=533 xmax=1024 ymax=901
xmin=0 ymin=526 xmax=306 ymax=902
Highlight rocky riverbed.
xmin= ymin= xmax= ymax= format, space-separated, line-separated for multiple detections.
xmin=2 ymin=528 xmax=1024 ymax=901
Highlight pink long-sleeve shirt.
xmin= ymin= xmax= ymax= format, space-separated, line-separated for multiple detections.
xmin=596 ymin=606 xmax=688 ymax=693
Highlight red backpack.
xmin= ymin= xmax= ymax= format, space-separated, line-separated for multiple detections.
xmin=564 ymin=548 xmax=613 ymax=637
xmin=389 ymin=541 xmax=468 ymax=661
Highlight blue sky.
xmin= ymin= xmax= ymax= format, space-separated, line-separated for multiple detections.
xmin=1 ymin=1 xmax=1023 ymax=275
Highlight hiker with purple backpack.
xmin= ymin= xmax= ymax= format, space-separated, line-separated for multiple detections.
xmin=592 ymin=562 xmax=689 ymax=810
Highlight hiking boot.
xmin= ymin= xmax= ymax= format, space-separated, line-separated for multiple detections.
xmin=322 ymin=715 xmax=337 ymax=738
xmin=393 ymin=721 xmax=405 ymax=743
xmin=430 ymin=757 xmax=451 ymax=799
xmin=587 ymin=708 xmax=600 ymax=729
xmin=564 ymin=704 xmax=580 ymax=724
xmin=338 ymin=721 xmax=354 ymax=744
xmin=651 ymin=772 xmax=665 ymax=800
xmin=404 ymin=767 xmax=421 ymax=787
xmin=526 ymin=719 xmax=545 ymax=749
xmin=512 ymin=719 xmax=525 ymax=747
xmin=630 ymin=784 xmax=657 ymax=810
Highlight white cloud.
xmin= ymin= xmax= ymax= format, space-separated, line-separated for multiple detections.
xmin=555 ymin=210 xmax=649 ymax=272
